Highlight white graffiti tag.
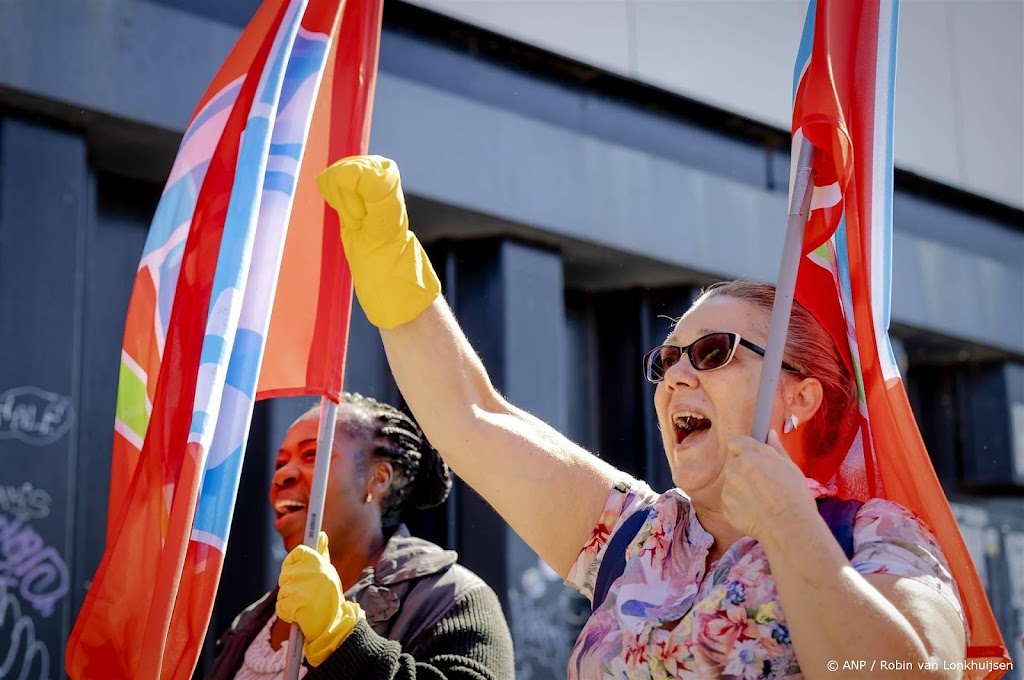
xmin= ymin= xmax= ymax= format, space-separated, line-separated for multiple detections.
xmin=0 ymin=583 xmax=51 ymax=680
xmin=0 ymin=485 xmax=52 ymax=520
xmin=0 ymin=387 xmax=75 ymax=447
xmin=0 ymin=515 xmax=68 ymax=618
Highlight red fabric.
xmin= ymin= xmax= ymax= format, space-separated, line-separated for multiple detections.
xmin=66 ymin=8 xmax=283 ymax=675
xmin=792 ymin=1 xmax=1008 ymax=674
xmin=258 ymin=0 xmax=381 ymax=401
xmin=65 ymin=1 xmax=382 ymax=677
xmin=792 ymin=0 xmax=867 ymax=255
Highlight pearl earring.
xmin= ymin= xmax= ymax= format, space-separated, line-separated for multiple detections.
xmin=784 ymin=415 xmax=800 ymax=433
xmin=364 ymin=493 xmax=372 ymax=504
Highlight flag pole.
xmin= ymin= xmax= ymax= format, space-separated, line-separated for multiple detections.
xmin=285 ymin=395 xmax=338 ymax=680
xmin=751 ymin=141 xmax=816 ymax=442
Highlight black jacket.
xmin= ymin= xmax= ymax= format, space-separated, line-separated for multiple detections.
xmin=206 ymin=526 xmax=514 ymax=679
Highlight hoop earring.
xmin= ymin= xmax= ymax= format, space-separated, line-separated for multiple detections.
xmin=783 ymin=415 xmax=800 ymax=434
xmin=364 ymin=492 xmax=372 ymax=504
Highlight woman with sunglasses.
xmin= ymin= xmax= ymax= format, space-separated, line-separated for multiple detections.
xmin=314 ymin=156 xmax=967 ymax=678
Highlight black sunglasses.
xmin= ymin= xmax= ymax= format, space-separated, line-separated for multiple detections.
xmin=642 ymin=332 xmax=799 ymax=384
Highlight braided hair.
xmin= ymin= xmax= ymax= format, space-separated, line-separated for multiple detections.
xmin=322 ymin=393 xmax=452 ymax=528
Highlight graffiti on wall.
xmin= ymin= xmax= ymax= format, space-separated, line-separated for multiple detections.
xmin=0 ymin=485 xmax=52 ymax=521
xmin=0 ymin=387 xmax=75 ymax=447
xmin=0 ymin=513 xmax=68 ymax=619
xmin=0 ymin=583 xmax=51 ymax=680
xmin=509 ymin=560 xmax=588 ymax=680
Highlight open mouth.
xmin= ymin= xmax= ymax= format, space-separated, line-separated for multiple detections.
xmin=274 ymin=499 xmax=307 ymax=520
xmin=672 ymin=412 xmax=712 ymax=445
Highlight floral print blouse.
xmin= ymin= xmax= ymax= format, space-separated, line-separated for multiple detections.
xmin=565 ymin=479 xmax=965 ymax=679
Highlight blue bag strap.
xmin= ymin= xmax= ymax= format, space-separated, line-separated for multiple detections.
xmin=591 ymin=505 xmax=653 ymax=612
xmin=591 ymin=497 xmax=863 ymax=613
xmin=816 ymin=496 xmax=864 ymax=560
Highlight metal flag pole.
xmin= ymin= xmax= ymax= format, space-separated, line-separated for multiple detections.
xmin=285 ymin=395 xmax=338 ymax=680
xmin=751 ymin=141 xmax=816 ymax=442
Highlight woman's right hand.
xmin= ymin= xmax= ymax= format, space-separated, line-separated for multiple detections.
xmin=316 ymin=155 xmax=441 ymax=329
xmin=277 ymin=532 xmax=363 ymax=666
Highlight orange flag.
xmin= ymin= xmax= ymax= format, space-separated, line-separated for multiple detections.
xmin=791 ymin=0 xmax=1009 ymax=675
xmin=65 ymin=0 xmax=382 ymax=677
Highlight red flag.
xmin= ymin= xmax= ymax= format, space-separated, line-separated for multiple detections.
xmin=65 ymin=0 xmax=382 ymax=677
xmin=791 ymin=0 xmax=1009 ymax=675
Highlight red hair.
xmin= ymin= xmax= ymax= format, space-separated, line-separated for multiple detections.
xmin=695 ymin=280 xmax=858 ymax=457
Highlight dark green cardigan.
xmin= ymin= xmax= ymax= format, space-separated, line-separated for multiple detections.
xmin=206 ymin=527 xmax=514 ymax=680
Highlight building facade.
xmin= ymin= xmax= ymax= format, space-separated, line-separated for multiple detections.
xmin=0 ymin=0 xmax=1021 ymax=678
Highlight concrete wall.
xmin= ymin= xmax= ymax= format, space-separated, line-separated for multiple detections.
xmin=3 ymin=0 xmax=1022 ymax=209
xmin=1 ymin=0 xmax=1020 ymax=357
xmin=403 ymin=0 xmax=1024 ymax=209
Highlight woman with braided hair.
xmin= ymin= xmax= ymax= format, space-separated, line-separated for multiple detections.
xmin=206 ymin=393 xmax=515 ymax=680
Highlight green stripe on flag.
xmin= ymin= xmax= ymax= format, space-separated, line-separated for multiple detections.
xmin=851 ymin=354 xmax=867 ymax=403
xmin=116 ymin=361 xmax=150 ymax=439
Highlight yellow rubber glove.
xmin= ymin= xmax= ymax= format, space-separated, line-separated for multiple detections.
xmin=316 ymin=155 xmax=441 ymax=329
xmin=276 ymin=532 xmax=363 ymax=666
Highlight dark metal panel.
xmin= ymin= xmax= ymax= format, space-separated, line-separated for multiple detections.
xmin=443 ymin=237 xmax=582 ymax=680
xmin=640 ymin=286 xmax=698 ymax=492
xmin=985 ymin=499 xmax=1024 ymax=655
xmin=949 ymin=498 xmax=1024 ymax=661
xmin=768 ymin=147 xmax=792 ymax=194
xmin=72 ymin=172 xmax=159 ymax=625
xmin=903 ymin=365 xmax=961 ymax=488
xmin=590 ymin=290 xmax=645 ymax=478
xmin=446 ymin=239 xmax=508 ymax=608
xmin=495 ymin=240 xmax=582 ymax=680
xmin=500 ymin=240 xmax=567 ymax=430
xmin=564 ymin=291 xmax=598 ymax=452
xmin=0 ymin=117 xmax=89 ymax=678
xmin=960 ymin=363 xmax=1020 ymax=488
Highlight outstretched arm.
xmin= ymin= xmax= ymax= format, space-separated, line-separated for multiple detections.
xmin=382 ymin=299 xmax=622 ymax=577
xmin=317 ymin=156 xmax=622 ymax=577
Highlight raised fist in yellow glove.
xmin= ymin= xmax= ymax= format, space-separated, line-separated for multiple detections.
xmin=317 ymin=155 xmax=441 ymax=329
xmin=276 ymin=532 xmax=363 ymax=666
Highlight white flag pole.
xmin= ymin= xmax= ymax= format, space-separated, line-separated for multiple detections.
xmin=751 ymin=141 xmax=816 ymax=442
xmin=285 ymin=395 xmax=338 ymax=680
